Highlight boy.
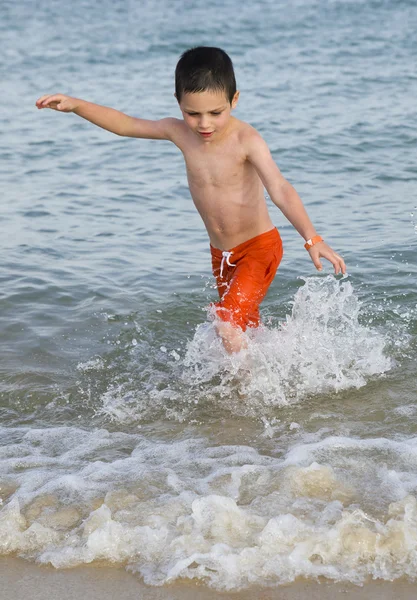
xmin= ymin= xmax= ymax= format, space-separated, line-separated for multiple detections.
xmin=36 ymin=46 xmax=346 ymax=353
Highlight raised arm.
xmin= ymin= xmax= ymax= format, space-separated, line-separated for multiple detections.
xmin=36 ymin=94 xmax=179 ymax=140
xmin=246 ymin=130 xmax=346 ymax=275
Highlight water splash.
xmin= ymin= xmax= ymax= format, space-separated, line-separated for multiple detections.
xmin=97 ymin=276 xmax=392 ymax=423
xmin=181 ymin=276 xmax=392 ymax=413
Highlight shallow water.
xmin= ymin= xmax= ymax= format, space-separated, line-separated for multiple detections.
xmin=1 ymin=0 xmax=417 ymax=592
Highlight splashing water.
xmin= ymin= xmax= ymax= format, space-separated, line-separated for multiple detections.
xmin=180 ymin=276 xmax=392 ymax=413
xmin=97 ymin=276 xmax=393 ymax=424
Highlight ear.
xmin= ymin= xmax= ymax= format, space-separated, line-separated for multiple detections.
xmin=231 ymin=90 xmax=240 ymax=109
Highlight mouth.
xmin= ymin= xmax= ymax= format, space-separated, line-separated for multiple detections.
xmin=198 ymin=131 xmax=214 ymax=139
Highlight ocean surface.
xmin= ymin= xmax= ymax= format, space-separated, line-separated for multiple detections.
xmin=1 ymin=0 xmax=416 ymax=592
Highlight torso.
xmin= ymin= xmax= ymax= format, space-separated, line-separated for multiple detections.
xmin=171 ymin=117 xmax=274 ymax=250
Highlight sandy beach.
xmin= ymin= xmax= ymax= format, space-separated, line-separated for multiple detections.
xmin=1 ymin=557 xmax=416 ymax=600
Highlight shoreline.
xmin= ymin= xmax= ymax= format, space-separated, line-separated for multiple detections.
xmin=1 ymin=557 xmax=416 ymax=600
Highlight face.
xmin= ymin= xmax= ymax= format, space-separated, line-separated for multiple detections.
xmin=178 ymin=89 xmax=239 ymax=142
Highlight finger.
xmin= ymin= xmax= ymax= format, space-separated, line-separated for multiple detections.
xmin=330 ymin=256 xmax=339 ymax=274
xmin=332 ymin=255 xmax=346 ymax=276
xmin=36 ymin=95 xmax=51 ymax=106
xmin=39 ymin=94 xmax=62 ymax=108
xmin=312 ymin=256 xmax=323 ymax=271
xmin=42 ymin=95 xmax=62 ymax=108
xmin=333 ymin=257 xmax=342 ymax=275
xmin=36 ymin=94 xmax=56 ymax=107
xmin=336 ymin=258 xmax=346 ymax=275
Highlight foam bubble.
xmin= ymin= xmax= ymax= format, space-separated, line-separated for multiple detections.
xmin=77 ymin=358 xmax=105 ymax=372
xmin=2 ymin=426 xmax=417 ymax=589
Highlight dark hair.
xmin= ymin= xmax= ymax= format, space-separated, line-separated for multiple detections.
xmin=175 ymin=47 xmax=237 ymax=104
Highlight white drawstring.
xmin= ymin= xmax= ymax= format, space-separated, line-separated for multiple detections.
xmin=220 ymin=251 xmax=236 ymax=278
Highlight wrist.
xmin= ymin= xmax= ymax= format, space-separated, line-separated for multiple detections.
xmin=72 ymin=98 xmax=89 ymax=114
xmin=304 ymin=235 xmax=323 ymax=250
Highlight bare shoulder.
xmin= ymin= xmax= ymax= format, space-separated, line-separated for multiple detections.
xmin=160 ymin=117 xmax=193 ymax=148
xmin=236 ymin=121 xmax=271 ymax=159
xmin=236 ymin=122 xmax=283 ymax=185
xmin=158 ymin=117 xmax=187 ymax=141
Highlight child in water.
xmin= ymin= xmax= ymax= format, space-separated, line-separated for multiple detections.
xmin=36 ymin=46 xmax=346 ymax=353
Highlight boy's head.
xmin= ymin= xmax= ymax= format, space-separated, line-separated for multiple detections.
xmin=175 ymin=47 xmax=239 ymax=142
xmin=175 ymin=47 xmax=237 ymax=104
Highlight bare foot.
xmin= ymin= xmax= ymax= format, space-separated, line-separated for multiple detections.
xmin=215 ymin=321 xmax=247 ymax=354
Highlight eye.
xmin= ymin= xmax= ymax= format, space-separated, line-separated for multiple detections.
xmin=211 ymin=111 xmax=222 ymax=116
xmin=187 ymin=112 xmax=199 ymax=116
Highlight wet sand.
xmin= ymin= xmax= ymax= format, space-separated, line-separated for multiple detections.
xmin=1 ymin=557 xmax=416 ymax=600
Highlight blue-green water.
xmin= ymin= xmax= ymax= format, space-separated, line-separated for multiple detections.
xmin=0 ymin=0 xmax=416 ymax=591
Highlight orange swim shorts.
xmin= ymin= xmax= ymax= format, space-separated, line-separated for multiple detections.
xmin=210 ymin=227 xmax=283 ymax=331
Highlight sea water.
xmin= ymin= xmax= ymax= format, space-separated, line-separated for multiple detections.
xmin=0 ymin=0 xmax=416 ymax=591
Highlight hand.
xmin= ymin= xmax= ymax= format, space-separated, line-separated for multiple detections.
xmin=308 ymin=241 xmax=346 ymax=275
xmin=36 ymin=94 xmax=80 ymax=113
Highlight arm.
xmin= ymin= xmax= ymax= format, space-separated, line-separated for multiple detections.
xmin=246 ymin=131 xmax=346 ymax=275
xmin=36 ymin=94 xmax=178 ymax=140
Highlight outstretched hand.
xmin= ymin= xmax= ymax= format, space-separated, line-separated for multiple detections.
xmin=36 ymin=94 xmax=79 ymax=112
xmin=308 ymin=241 xmax=346 ymax=275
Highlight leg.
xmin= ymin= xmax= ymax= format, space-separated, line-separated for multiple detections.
xmin=210 ymin=233 xmax=283 ymax=354
xmin=213 ymin=262 xmax=274 ymax=353
xmin=214 ymin=320 xmax=247 ymax=354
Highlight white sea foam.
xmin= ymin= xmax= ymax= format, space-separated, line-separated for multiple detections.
xmin=1 ymin=426 xmax=417 ymax=589
xmin=6 ymin=277 xmax=402 ymax=588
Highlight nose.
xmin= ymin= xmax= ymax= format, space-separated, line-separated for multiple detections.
xmin=199 ymin=115 xmax=210 ymax=130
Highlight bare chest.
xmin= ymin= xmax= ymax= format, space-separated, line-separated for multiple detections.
xmin=183 ymin=146 xmax=247 ymax=189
